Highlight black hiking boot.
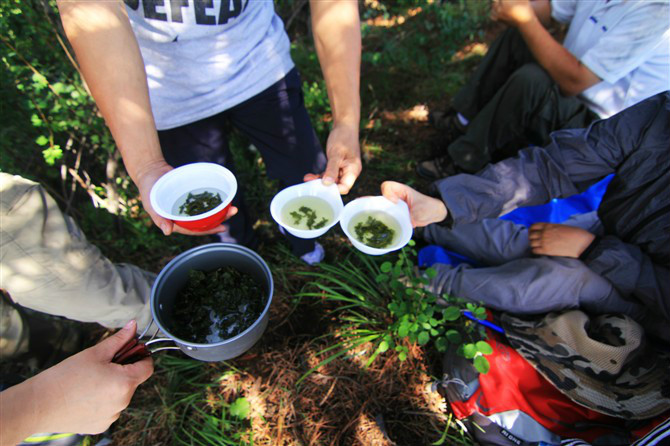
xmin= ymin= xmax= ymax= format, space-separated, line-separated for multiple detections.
xmin=428 ymin=109 xmax=466 ymax=137
xmin=416 ymin=154 xmax=465 ymax=181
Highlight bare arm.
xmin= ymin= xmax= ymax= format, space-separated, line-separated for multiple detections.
xmin=57 ymin=0 xmax=227 ymax=235
xmin=306 ymin=0 xmax=362 ymax=194
xmin=530 ymin=0 xmax=552 ymax=27
xmin=492 ymin=0 xmax=600 ymax=96
xmin=0 ymin=322 xmax=152 ymax=446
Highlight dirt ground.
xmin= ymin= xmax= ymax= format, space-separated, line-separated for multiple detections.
xmin=2 ymin=2 xmax=500 ymax=445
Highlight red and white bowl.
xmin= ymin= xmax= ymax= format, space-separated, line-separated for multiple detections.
xmin=150 ymin=163 xmax=237 ymax=232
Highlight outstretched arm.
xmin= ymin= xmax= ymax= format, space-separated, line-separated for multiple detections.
xmin=57 ymin=0 xmax=229 ymax=235
xmin=0 ymin=321 xmax=153 ymax=446
xmin=304 ymin=0 xmax=362 ymax=194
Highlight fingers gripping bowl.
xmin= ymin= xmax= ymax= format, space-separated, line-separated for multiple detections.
xmin=270 ymin=181 xmax=412 ymax=254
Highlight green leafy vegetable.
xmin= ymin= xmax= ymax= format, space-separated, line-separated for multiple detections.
xmin=178 ymin=191 xmax=222 ymax=216
xmin=354 ymin=216 xmax=395 ymax=248
xmin=290 ymin=206 xmax=328 ymax=229
xmin=171 ymin=267 xmax=265 ymax=343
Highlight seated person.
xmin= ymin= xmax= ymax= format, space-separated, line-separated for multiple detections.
xmin=1 ymin=173 xmax=175 ymax=443
xmin=0 ymin=173 xmax=169 ymax=337
xmin=417 ymin=0 xmax=670 ymax=179
xmin=0 ymin=320 xmax=153 ymax=446
xmin=386 ymin=92 xmax=669 ymax=341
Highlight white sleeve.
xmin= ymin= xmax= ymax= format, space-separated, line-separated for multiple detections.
xmin=550 ymin=0 xmax=576 ymax=24
xmin=580 ymin=3 xmax=670 ymax=85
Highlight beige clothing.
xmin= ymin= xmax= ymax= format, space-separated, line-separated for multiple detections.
xmin=0 ymin=173 xmax=153 ymax=356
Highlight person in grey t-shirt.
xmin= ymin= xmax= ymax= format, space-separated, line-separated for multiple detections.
xmin=56 ymin=0 xmax=362 ymax=263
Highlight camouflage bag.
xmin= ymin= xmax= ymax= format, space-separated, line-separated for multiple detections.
xmin=437 ymin=314 xmax=670 ymax=446
xmin=500 ymin=311 xmax=670 ymax=420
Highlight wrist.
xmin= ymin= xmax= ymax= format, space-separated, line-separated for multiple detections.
xmin=0 ymin=376 xmax=51 ymax=444
xmin=578 ymin=234 xmax=600 ymax=260
xmin=331 ymin=113 xmax=360 ymax=132
xmin=131 ymin=158 xmax=171 ymax=187
xmin=431 ymin=201 xmax=449 ymax=226
xmin=516 ymin=11 xmax=540 ymax=30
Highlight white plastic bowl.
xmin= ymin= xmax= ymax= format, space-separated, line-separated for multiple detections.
xmin=340 ymin=196 xmax=413 ymax=255
xmin=150 ymin=163 xmax=237 ymax=232
xmin=270 ymin=179 xmax=343 ymax=239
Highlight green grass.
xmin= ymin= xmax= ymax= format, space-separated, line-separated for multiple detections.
xmin=1 ymin=1 xmax=492 ymax=444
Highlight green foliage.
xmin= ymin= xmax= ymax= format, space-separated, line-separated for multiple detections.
xmin=228 ymin=398 xmax=251 ymax=420
xmin=298 ymin=241 xmax=492 ymax=383
xmin=177 ymin=402 xmax=254 ymax=446
xmin=474 ymin=355 xmax=491 ymax=374
xmin=151 ymin=356 xmax=254 ymax=446
xmin=1 ymin=0 xmax=149 ymax=257
xmin=359 ymin=0 xmax=488 ymax=108
xmin=75 ymin=202 xmax=195 ymax=270
xmin=1 ymin=0 xmax=114 ymax=169
xmin=301 ymin=79 xmax=331 ymax=141
xmin=1 ymin=0 xmax=492 ymax=442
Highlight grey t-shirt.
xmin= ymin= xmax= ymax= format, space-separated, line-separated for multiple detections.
xmin=124 ymin=0 xmax=295 ymax=130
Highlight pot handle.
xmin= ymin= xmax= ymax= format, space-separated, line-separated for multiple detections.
xmin=112 ymin=319 xmax=180 ymax=365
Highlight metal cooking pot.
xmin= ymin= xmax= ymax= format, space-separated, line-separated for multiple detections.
xmin=115 ymin=243 xmax=274 ymax=363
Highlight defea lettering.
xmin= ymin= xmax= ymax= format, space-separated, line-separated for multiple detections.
xmin=124 ymin=0 xmax=247 ymax=25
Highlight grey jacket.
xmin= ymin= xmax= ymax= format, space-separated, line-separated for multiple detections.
xmin=431 ymin=92 xmax=670 ymax=324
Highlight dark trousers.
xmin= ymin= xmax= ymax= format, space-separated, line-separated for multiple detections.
xmin=158 ymin=68 xmax=327 ymax=256
xmin=448 ymin=28 xmax=598 ymax=172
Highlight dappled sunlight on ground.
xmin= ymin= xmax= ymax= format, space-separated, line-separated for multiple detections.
xmin=157 ymin=336 xmax=450 ymax=445
xmin=364 ymin=5 xmax=426 ymax=28
xmin=380 ymin=104 xmax=430 ymax=123
xmin=355 ymin=412 xmax=393 ymax=446
xmin=2 ymin=1 xmax=497 ymax=444
xmin=451 ymin=42 xmax=489 ymax=62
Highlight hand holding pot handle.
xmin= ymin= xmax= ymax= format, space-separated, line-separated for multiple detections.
xmin=112 ymin=337 xmax=151 ymax=365
xmin=0 ymin=321 xmax=154 ymax=443
xmin=112 ymin=321 xmax=181 ymax=364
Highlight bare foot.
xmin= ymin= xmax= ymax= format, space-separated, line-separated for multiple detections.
xmin=528 ymin=223 xmax=596 ymax=258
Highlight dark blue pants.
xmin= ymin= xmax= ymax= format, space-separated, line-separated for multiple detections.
xmin=158 ymin=68 xmax=327 ymax=256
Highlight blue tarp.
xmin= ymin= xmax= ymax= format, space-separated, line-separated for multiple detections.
xmin=418 ymin=175 xmax=613 ymax=268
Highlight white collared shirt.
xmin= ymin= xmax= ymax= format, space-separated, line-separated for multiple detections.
xmin=552 ymin=0 xmax=670 ymax=118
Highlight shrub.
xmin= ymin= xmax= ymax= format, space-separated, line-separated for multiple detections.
xmin=298 ymin=241 xmax=492 ymax=384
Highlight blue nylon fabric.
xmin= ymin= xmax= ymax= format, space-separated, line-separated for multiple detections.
xmin=418 ymin=174 xmax=613 ymax=268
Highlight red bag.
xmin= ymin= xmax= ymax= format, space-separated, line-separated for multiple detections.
xmin=438 ymin=330 xmax=668 ymax=445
